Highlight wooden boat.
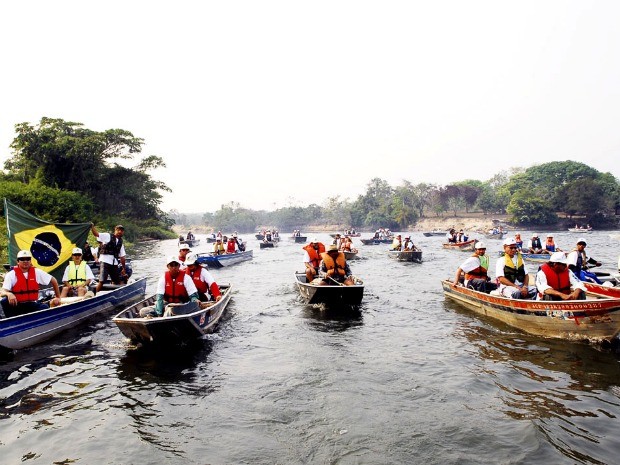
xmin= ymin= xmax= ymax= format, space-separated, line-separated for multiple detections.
xmin=442 ymin=240 xmax=476 ymax=251
xmin=289 ymin=235 xmax=307 ymax=243
xmin=112 ymin=284 xmax=232 ymax=345
xmin=388 ymin=249 xmax=422 ymax=263
xmin=441 ymin=280 xmax=620 ymax=343
xmin=179 ymin=239 xmax=201 ymax=248
xmin=343 ymin=250 xmax=358 ymax=260
xmin=583 ymin=282 xmax=620 ymax=299
xmin=260 ymin=241 xmax=276 ymax=249
xmin=294 ymin=272 xmax=364 ymax=306
xmin=422 ymin=230 xmax=445 ymax=237
xmin=195 ymin=250 xmax=253 ymax=268
xmin=0 ymin=278 xmax=147 ymax=351
xmin=360 ymin=237 xmax=393 ymax=245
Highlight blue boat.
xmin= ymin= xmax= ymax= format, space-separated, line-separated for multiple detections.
xmin=195 ymin=250 xmax=253 ymax=268
xmin=0 ymin=278 xmax=147 ymax=351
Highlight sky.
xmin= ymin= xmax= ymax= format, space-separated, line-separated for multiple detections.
xmin=1 ymin=1 xmax=619 ymax=214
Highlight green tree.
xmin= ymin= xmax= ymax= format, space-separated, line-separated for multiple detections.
xmin=506 ymin=189 xmax=557 ymax=225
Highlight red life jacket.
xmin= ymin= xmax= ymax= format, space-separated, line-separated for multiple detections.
xmin=303 ymin=243 xmax=325 ymax=268
xmin=12 ymin=266 xmax=40 ymax=302
xmin=539 ymin=262 xmax=571 ymax=296
xmin=187 ymin=267 xmax=208 ymax=294
xmin=226 ymin=240 xmax=236 ymax=253
xmin=163 ymin=271 xmax=189 ymax=303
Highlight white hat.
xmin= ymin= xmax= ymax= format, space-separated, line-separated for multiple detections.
xmin=546 ymin=233 xmax=553 ymax=238
xmin=179 ymin=243 xmax=191 ymax=250
xmin=311 ymin=237 xmax=319 ymax=243
xmin=549 ymin=252 xmax=568 ymax=264
xmin=72 ymin=247 xmax=83 ymax=255
xmin=185 ymin=253 xmax=199 ymax=265
xmin=474 ymin=241 xmax=486 ymax=249
xmin=503 ymin=238 xmax=517 ymax=246
xmin=17 ymin=249 xmax=32 ymax=259
xmin=166 ymin=255 xmax=180 ymax=265
xmin=532 ymin=233 xmax=539 ymax=237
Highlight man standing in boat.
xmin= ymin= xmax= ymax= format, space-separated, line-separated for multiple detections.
xmin=452 ymin=241 xmax=497 ymax=293
xmin=536 ymin=252 xmax=586 ymax=301
xmin=91 ymin=223 xmax=127 ymax=293
xmin=303 ymin=238 xmax=326 ymax=283
xmin=319 ymin=244 xmax=354 ymax=286
xmin=1 ymin=250 xmax=61 ymax=317
xmin=496 ymin=238 xmax=537 ymax=299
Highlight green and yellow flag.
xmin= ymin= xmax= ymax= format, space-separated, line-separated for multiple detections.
xmin=4 ymin=199 xmax=91 ymax=281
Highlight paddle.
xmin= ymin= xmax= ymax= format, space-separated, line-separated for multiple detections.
xmin=326 ymin=275 xmax=345 ymax=286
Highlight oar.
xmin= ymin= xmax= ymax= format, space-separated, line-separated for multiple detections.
xmin=326 ymin=275 xmax=345 ymax=286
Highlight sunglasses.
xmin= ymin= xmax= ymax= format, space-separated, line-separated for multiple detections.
xmin=507 ymin=246 xmax=518 ymax=250
xmin=17 ymin=257 xmax=32 ymax=261
xmin=168 ymin=263 xmax=180 ymax=267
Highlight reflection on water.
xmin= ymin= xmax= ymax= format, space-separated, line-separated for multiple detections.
xmin=298 ymin=304 xmax=364 ymax=332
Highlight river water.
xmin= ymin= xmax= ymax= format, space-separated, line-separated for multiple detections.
xmin=1 ymin=230 xmax=620 ymax=464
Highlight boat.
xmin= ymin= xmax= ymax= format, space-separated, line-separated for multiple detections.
xmin=206 ymin=236 xmax=217 ymax=243
xmin=330 ymin=232 xmax=361 ymax=238
xmin=568 ymin=226 xmax=593 ymax=233
xmin=112 ymin=284 xmax=232 ymax=345
xmin=442 ymin=240 xmax=476 ymax=251
xmin=484 ymin=232 xmax=505 ymax=240
xmin=497 ymin=251 xmax=549 ymax=263
xmin=360 ymin=237 xmax=393 ymax=245
xmin=294 ymin=272 xmax=364 ymax=306
xmin=422 ymin=230 xmax=445 ymax=237
xmin=289 ymin=235 xmax=307 ymax=243
xmin=441 ymin=280 xmax=620 ymax=343
xmin=343 ymin=250 xmax=359 ymax=260
xmin=0 ymin=278 xmax=147 ymax=351
xmin=584 ymin=282 xmax=620 ymax=299
xmin=255 ymin=234 xmax=280 ymax=242
xmin=389 ymin=249 xmax=422 ymax=263
xmin=195 ymin=250 xmax=253 ymax=268
xmin=260 ymin=241 xmax=276 ymax=249
xmin=179 ymin=238 xmax=201 ymax=248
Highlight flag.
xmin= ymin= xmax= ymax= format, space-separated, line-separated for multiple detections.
xmin=4 ymin=199 xmax=91 ymax=281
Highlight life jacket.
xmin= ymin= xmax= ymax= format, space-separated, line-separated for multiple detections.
xmin=539 ymin=262 xmax=571 ymax=297
xmin=531 ymin=238 xmax=542 ymax=249
xmin=570 ymin=248 xmax=586 ymax=273
xmin=99 ymin=234 xmax=123 ymax=258
xmin=12 ymin=266 xmax=40 ymax=302
xmin=502 ymin=253 xmax=526 ymax=284
xmin=67 ymin=261 xmax=88 ymax=286
xmin=545 ymin=239 xmax=556 ymax=252
xmin=187 ymin=267 xmax=208 ymax=294
xmin=342 ymin=241 xmax=352 ymax=252
xmin=320 ymin=252 xmax=346 ymax=277
xmin=464 ymin=254 xmax=489 ymax=280
xmin=213 ymin=242 xmax=225 ymax=255
xmin=303 ymin=243 xmax=325 ymax=268
xmin=163 ymin=271 xmax=189 ymax=303
xmin=226 ymin=240 xmax=236 ymax=253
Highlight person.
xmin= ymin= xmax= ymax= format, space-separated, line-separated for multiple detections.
xmin=186 ymin=231 xmax=195 ymax=241
xmin=536 ymin=252 xmax=586 ymax=301
xmin=333 ymin=233 xmax=342 ymax=247
xmin=60 ymin=248 xmax=95 ymax=298
xmin=514 ymin=233 xmax=523 ymax=251
xmin=543 ymin=233 xmax=561 ymax=254
xmin=446 ymin=228 xmax=457 ymax=243
xmin=456 ymin=229 xmax=467 ymax=242
xmin=213 ymin=238 xmax=225 ymax=255
xmin=391 ymin=234 xmax=402 ymax=251
xmin=91 ymin=223 xmax=127 ymax=293
xmin=527 ymin=233 xmax=543 ymax=254
xmin=567 ymin=239 xmax=603 ymax=284
xmin=303 ymin=238 xmax=326 ymax=282
xmin=264 ymin=230 xmax=273 ymax=242
xmin=140 ymin=256 xmax=200 ymax=317
xmin=233 ymin=233 xmax=245 ymax=252
xmin=319 ymin=244 xmax=354 ymax=286
xmin=178 ymin=243 xmax=191 ymax=269
xmin=82 ymin=241 xmax=96 ymax=262
xmin=452 ymin=241 xmax=497 ymax=293
xmin=340 ymin=236 xmax=356 ymax=252
xmin=402 ymin=236 xmax=417 ymax=251
xmin=226 ymin=236 xmax=239 ymax=253
xmin=1 ymin=250 xmax=61 ymax=317
xmin=496 ymin=238 xmax=537 ymax=299
xmin=184 ymin=254 xmax=222 ymax=303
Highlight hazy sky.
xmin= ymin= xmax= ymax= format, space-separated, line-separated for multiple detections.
xmin=1 ymin=1 xmax=619 ymax=213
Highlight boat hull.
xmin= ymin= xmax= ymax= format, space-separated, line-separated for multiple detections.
xmin=389 ymin=250 xmax=422 ymax=262
xmin=442 ymin=280 xmax=620 ymax=342
xmin=179 ymin=239 xmax=201 ymax=247
xmin=422 ymin=231 xmax=445 ymax=237
xmin=295 ymin=272 xmax=364 ymax=306
xmin=113 ymin=284 xmax=233 ymax=345
xmin=343 ymin=251 xmax=358 ymax=260
xmin=360 ymin=238 xmax=393 ymax=245
xmin=442 ymin=240 xmax=475 ymax=251
xmin=0 ymin=278 xmax=147 ymax=350
xmin=195 ymin=250 xmax=253 ymax=268
xmin=290 ymin=236 xmax=307 ymax=243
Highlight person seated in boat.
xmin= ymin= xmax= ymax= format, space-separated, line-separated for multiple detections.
xmin=496 ymin=238 xmax=537 ymax=299
xmin=184 ymin=254 xmax=222 ymax=303
xmin=233 ymin=233 xmax=245 ymax=252
xmin=213 ymin=238 xmax=225 ymax=255
xmin=178 ymin=243 xmax=192 ymax=269
xmin=566 ymin=239 xmax=603 ymax=284
xmin=543 ymin=233 xmax=561 ymax=254
xmin=402 ymin=236 xmax=417 ymax=251
xmin=186 ymin=231 xmax=195 ymax=241
xmin=318 ymin=244 xmax=355 ymax=286
xmin=391 ymin=234 xmax=402 ymax=251
xmin=446 ymin=228 xmax=457 ymax=243
xmin=303 ymin=238 xmax=326 ymax=282
xmin=456 ymin=229 xmax=468 ymax=242
xmin=340 ymin=236 xmax=355 ymax=252
xmin=452 ymin=241 xmax=497 ymax=293
xmin=527 ymin=233 xmax=544 ymax=254
xmin=91 ymin=223 xmax=127 ymax=293
xmin=60 ymin=248 xmax=95 ymax=298
xmin=514 ymin=233 xmax=523 ymax=251
xmin=140 ymin=256 xmax=200 ymax=318
xmin=81 ymin=241 xmax=97 ymax=262
xmin=1 ymin=250 xmax=61 ymax=317
xmin=226 ymin=236 xmax=239 ymax=254
xmin=264 ymin=230 xmax=273 ymax=242
xmin=179 ymin=234 xmax=185 ymax=242
xmin=536 ymin=252 xmax=586 ymax=301
xmin=373 ymin=230 xmax=381 ymax=239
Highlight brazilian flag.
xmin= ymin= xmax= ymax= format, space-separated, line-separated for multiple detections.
xmin=4 ymin=199 xmax=91 ymax=281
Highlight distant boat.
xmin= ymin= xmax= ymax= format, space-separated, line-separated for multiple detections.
xmin=289 ymin=235 xmax=307 ymax=243
xmin=179 ymin=238 xmax=201 ymax=248
xmin=388 ymin=249 xmax=422 ymax=263
xmin=568 ymin=226 xmax=593 ymax=233
xmin=360 ymin=237 xmax=393 ymax=245
xmin=442 ymin=240 xmax=476 ymax=251
xmin=195 ymin=250 xmax=253 ymax=268
xmin=422 ymin=230 xmax=445 ymax=237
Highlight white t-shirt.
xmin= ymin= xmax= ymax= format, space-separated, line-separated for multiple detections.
xmin=460 ymin=256 xmax=483 ymax=274
xmin=96 ymin=232 xmax=126 ymax=265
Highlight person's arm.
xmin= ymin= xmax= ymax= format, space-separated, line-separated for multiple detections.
xmin=453 ymin=268 xmax=464 ymax=286
xmin=90 ymin=223 xmax=99 ymax=239
xmin=154 ymin=294 xmax=165 ymax=316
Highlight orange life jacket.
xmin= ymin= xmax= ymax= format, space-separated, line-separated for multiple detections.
xmin=464 ymin=254 xmax=489 ymax=281
xmin=163 ymin=271 xmax=189 ymax=303
xmin=539 ymin=262 xmax=571 ymax=296
xmin=303 ymin=243 xmax=325 ymax=268
xmin=12 ymin=266 xmax=40 ymax=302
xmin=320 ymin=252 xmax=346 ymax=277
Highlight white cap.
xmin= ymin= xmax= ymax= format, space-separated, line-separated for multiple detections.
xmin=549 ymin=252 xmax=568 ymax=264
xmin=546 ymin=233 xmax=553 ymax=238
xmin=503 ymin=238 xmax=517 ymax=246
xmin=532 ymin=233 xmax=538 ymax=237
xmin=72 ymin=247 xmax=83 ymax=255
xmin=17 ymin=249 xmax=32 ymax=259
xmin=166 ymin=255 xmax=180 ymax=265
xmin=179 ymin=243 xmax=191 ymax=250
xmin=474 ymin=241 xmax=486 ymax=249
xmin=311 ymin=237 xmax=319 ymax=243
xmin=185 ymin=253 xmax=199 ymax=265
